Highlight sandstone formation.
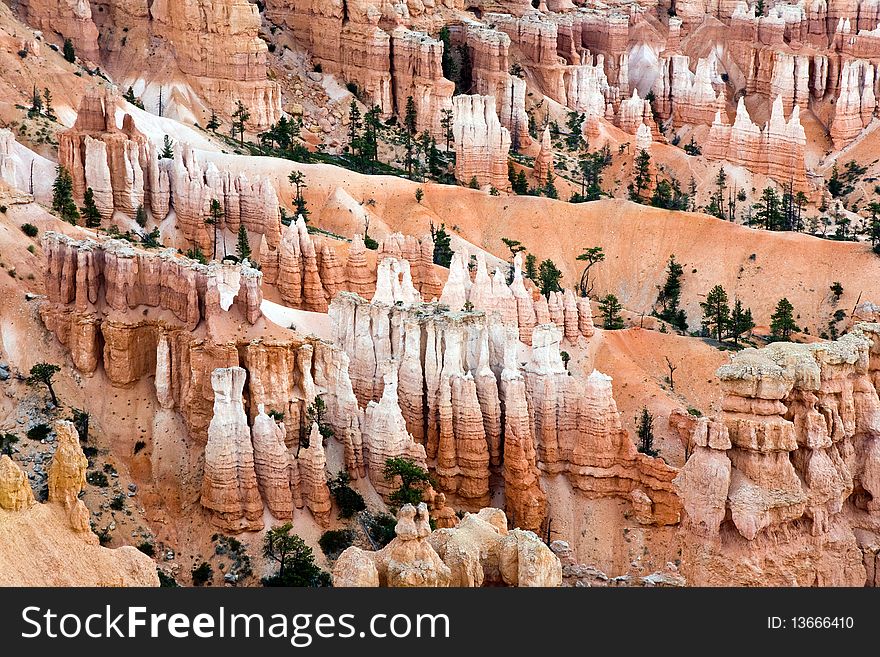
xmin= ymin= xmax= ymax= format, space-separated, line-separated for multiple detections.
xmin=0 ymin=455 xmax=35 ymax=512
xmin=533 ymin=126 xmax=554 ymax=185
xmin=295 ymin=423 xmax=333 ymax=527
xmin=675 ymin=324 xmax=880 ymax=586
xmin=329 ymin=281 xmax=675 ymax=531
xmin=651 ymin=55 xmax=726 ymax=128
xmin=333 ymin=504 xmax=562 ymax=587
xmin=453 ymin=95 xmax=511 ymax=190
xmin=251 ymin=404 xmax=294 ymax=520
xmin=0 ymin=451 xmax=159 ymax=587
xmin=59 ymin=90 xmax=282 ymax=247
xmin=705 ymin=96 xmax=808 ymax=192
xmin=202 ymin=367 xmax=264 ymax=532
xmin=15 ymin=0 xmax=100 ymax=62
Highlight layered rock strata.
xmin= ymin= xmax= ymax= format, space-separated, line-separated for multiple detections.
xmin=675 ymin=324 xmax=880 ymax=586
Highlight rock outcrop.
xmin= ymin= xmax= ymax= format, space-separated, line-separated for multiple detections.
xmin=651 ymin=55 xmax=726 ymax=128
xmin=202 ymin=367 xmax=264 ymax=532
xmin=333 ymin=504 xmax=562 ymax=587
xmin=59 ymin=90 xmax=282 ymax=247
xmin=0 ymin=449 xmax=159 ymax=587
xmin=533 ymin=126 xmax=554 ymax=185
xmin=0 ymin=456 xmax=35 ymax=512
xmin=251 ymin=404 xmax=294 ymax=520
xmin=453 ymin=95 xmax=511 ymax=190
xmin=330 ymin=284 xmax=675 ymax=532
xmin=705 ymin=96 xmax=808 ymax=192
xmin=675 ymin=325 xmax=880 ymax=586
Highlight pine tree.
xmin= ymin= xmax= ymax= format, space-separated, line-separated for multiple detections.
xmin=656 ymin=255 xmax=687 ymax=330
xmin=440 ymin=109 xmax=454 ymax=152
xmin=636 ymin=407 xmax=657 ymax=457
xmin=231 ymin=100 xmax=250 ymax=146
xmin=81 ymin=187 xmax=102 ymax=228
xmin=123 ymin=87 xmax=144 ymax=110
xmin=565 ymin=111 xmax=586 ymax=150
xmin=288 ymin=171 xmax=309 ymax=220
xmin=347 ymin=100 xmax=363 ymax=159
xmin=205 ymin=199 xmax=223 ymax=261
xmin=52 ymin=166 xmax=80 ymax=224
xmin=630 ymin=149 xmax=651 ymax=203
xmin=362 ymin=106 xmax=382 ymax=170
xmin=135 ymin=204 xmax=148 ymax=227
xmin=43 ymin=88 xmax=56 ymax=121
xmin=404 ymin=96 xmax=418 ymax=135
xmin=28 ymin=85 xmax=43 ymax=118
xmin=63 ymin=38 xmax=76 ymax=63
xmin=524 ymin=253 xmax=538 ymax=281
xmin=728 ymin=299 xmax=755 ymax=346
xmin=753 ymin=186 xmax=782 ymax=230
xmin=544 ymin=173 xmax=559 ymax=199
xmin=599 ymin=294 xmax=625 ymax=330
xmin=236 ymin=224 xmax=252 ymax=261
xmin=431 ymin=223 xmax=454 ymax=268
xmin=206 ymin=109 xmax=220 ymax=132
xmin=537 ymin=259 xmax=563 ymax=297
xmin=868 ymin=201 xmax=880 ymax=248
xmin=513 ymin=170 xmax=529 ymax=195
xmin=700 ymin=285 xmax=730 ymax=342
xmin=404 ymin=96 xmax=418 ymax=177
xmin=770 ymin=298 xmax=800 ymax=341
xmin=828 ymin=162 xmax=843 ymax=197
xmin=160 ymin=135 xmax=175 ymax=159
xmin=440 ymin=27 xmax=460 ymax=89
xmin=576 ymin=246 xmax=605 ymax=297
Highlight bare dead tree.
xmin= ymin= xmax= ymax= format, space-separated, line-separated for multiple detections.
xmin=665 ymin=356 xmax=678 ymax=391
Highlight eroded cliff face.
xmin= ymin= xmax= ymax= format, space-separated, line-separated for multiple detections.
xmin=329 ymin=251 xmax=678 ymax=533
xmin=59 ymin=89 xmax=282 ymax=250
xmin=38 ymin=232 xmax=364 ymax=531
xmin=704 ymin=96 xmax=808 ymax=192
xmin=11 ymin=0 xmax=281 ymax=128
xmin=675 ymin=324 xmax=880 ymax=586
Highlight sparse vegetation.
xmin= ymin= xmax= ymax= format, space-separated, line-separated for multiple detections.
xmin=262 ymin=523 xmax=330 ymax=587
xmin=319 ymin=529 xmax=356 ymax=559
xmin=86 ymin=470 xmax=109 ymax=487
xmin=191 ymin=562 xmax=213 ymax=587
xmin=384 ymin=457 xmax=433 ymax=509
xmin=27 ymin=363 xmax=61 ymax=406
xmin=636 ymin=407 xmax=657 ymax=457
xmin=328 ymin=470 xmax=366 ymax=519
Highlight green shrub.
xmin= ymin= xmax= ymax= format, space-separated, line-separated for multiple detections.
xmin=110 ymin=493 xmax=126 ymax=511
xmin=261 ymin=523 xmax=330 ymax=587
xmin=318 ymin=529 xmax=356 ymax=559
xmin=158 ymin=570 xmax=178 ymax=587
xmin=86 ymin=471 xmax=109 ymax=487
xmin=21 ymin=223 xmax=39 ymax=238
xmin=26 ymin=423 xmax=51 ymax=441
xmin=363 ymin=512 xmax=397 ymax=549
xmin=95 ymin=526 xmax=112 ymax=546
xmin=191 ymin=562 xmax=213 ymax=587
xmin=137 ymin=541 xmax=155 ymax=557
xmin=328 ymin=470 xmax=366 ymax=519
